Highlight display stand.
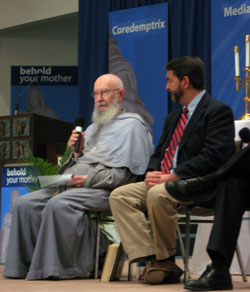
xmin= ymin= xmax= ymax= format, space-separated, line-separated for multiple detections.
xmin=0 ymin=113 xmax=73 ymax=164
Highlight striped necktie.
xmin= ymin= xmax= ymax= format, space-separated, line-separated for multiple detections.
xmin=161 ymin=108 xmax=189 ymax=174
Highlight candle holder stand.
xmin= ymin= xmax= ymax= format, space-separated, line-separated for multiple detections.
xmin=234 ymin=67 xmax=250 ymax=120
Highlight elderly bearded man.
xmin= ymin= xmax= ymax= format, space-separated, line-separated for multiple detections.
xmin=3 ymin=74 xmax=153 ymax=280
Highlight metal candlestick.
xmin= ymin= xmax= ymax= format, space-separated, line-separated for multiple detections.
xmin=234 ymin=35 xmax=250 ymax=120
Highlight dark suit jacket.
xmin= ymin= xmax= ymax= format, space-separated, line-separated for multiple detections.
xmin=147 ymin=92 xmax=235 ymax=179
xmin=216 ymin=144 xmax=250 ymax=177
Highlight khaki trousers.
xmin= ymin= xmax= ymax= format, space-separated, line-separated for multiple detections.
xmin=109 ymin=181 xmax=190 ymax=262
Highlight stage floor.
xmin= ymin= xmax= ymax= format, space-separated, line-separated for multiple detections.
xmin=0 ymin=260 xmax=250 ymax=292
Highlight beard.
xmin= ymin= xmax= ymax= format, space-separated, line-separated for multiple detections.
xmin=170 ymin=86 xmax=183 ymax=104
xmin=92 ymin=97 xmax=120 ymax=125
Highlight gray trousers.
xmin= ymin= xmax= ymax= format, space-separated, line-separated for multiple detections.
xmin=3 ymin=186 xmax=110 ymax=280
xmin=110 ymin=181 xmax=190 ymax=262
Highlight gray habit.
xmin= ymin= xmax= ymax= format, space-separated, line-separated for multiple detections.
xmin=3 ymin=163 xmax=134 ymax=280
xmin=3 ymin=113 xmax=153 ymax=280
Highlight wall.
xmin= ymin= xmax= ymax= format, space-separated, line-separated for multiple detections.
xmin=0 ymin=0 xmax=78 ymax=31
xmin=0 ymin=1 xmax=78 ymax=116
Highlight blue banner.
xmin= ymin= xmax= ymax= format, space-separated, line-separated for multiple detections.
xmin=0 ymin=166 xmax=37 ymax=263
xmin=211 ymin=0 xmax=250 ymax=120
xmin=109 ymin=3 xmax=168 ymax=146
xmin=0 ymin=166 xmax=37 ymax=224
xmin=11 ymin=66 xmax=78 ymax=123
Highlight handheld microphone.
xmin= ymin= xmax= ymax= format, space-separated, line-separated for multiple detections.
xmin=74 ymin=116 xmax=85 ymax=153
xmin=239 ymin=127 xmax=250 ymax=144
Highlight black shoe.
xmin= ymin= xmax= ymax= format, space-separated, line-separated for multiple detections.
xmin=184 ymin=263 xmax=233 ymax=291
xmin=165 ymin=177 xmax=215 ymax=202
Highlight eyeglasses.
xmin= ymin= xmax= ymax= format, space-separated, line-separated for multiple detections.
xmin=91 ymin=88 xmax=120 ymax=98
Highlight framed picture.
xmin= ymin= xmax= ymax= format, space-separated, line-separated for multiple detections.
xmin=0 ymin=141 xmax=11 ymax=160
xmin=12 ymin=140 xmax=30 ymax=159
xmin=12 ymin=117 xmax=30 ymax=137
xmin=0 ymin=119 xmax=11 ymax=138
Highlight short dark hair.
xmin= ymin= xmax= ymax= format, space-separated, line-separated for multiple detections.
xmin=165 ymin=56 xmax=205 ymax=90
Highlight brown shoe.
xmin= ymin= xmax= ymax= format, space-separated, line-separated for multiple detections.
xmin=143 ymin=260 xmax=183 ymax=285
xmin=138 ymin=265 xmax=151 ymax=281
xmin=138 ymin=260 xmax=165 ymax=281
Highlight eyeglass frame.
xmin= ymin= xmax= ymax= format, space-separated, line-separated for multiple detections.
xmin=91 ymin=88 xmax=120 ymax=98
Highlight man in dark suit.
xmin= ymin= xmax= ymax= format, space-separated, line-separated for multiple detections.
xmin=166 ymin=142 xmax=250 ymax=291
xmin=109 ymin=56 xmax=235 ymax=285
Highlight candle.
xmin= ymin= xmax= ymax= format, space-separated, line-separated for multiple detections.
xmin=234 ymin=46 xmax=240 ymax=76
xmin=246 ymin=35 xmax=250 ymax=67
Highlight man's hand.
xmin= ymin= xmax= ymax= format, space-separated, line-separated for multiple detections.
xmin=67 ymin=175 xmax=88 ymax=187
xmin=67 ymin=130 xmax=85 ymax=157
xmin=144 ymin=171 xmax=179 ymax=189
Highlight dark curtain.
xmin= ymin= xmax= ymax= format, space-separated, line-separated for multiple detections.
xmin=78 ymin=0 xmax=211 ymax=126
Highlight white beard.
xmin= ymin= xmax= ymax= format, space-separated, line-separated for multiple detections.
xmin=92 ymin=98 xmax=120 ymax=125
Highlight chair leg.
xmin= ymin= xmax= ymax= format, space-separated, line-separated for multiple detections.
xmin=128 ymin=261 xmax=132 ymax=281
xmin=94 ymin=212 xmax=101 ymax=279
xmin=235 ymin=243 xmax=248 ymax=282
xmin=177 ymin=224 xmax=185 ymax=265
xmin=184 ymin=207 xmax=192 ymax=283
